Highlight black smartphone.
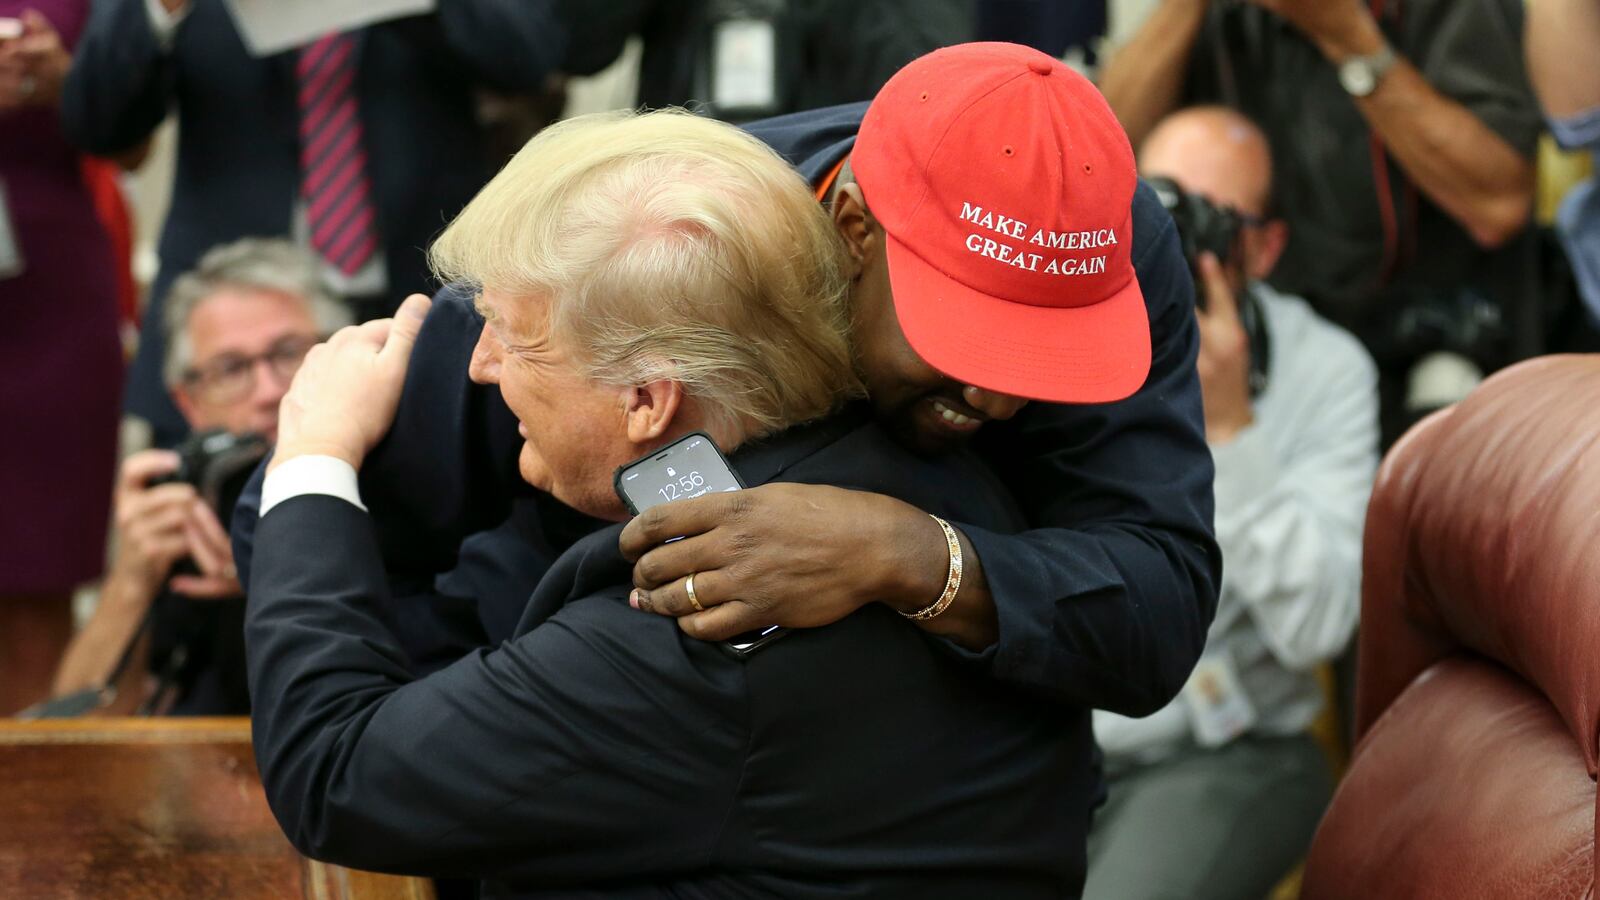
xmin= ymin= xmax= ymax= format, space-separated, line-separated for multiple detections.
xmin=613 ymin=433 xmax=787 ymax=658
xmin=613 ymin=431 xmax=745 ymax=515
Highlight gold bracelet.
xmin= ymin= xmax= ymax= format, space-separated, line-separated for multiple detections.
xmin=902 ymin=515 xmax=963 ymax=621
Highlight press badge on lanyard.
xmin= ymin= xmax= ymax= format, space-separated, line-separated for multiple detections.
xmin=0 ymin=179 xmax=25 ymax=281
xmin=1182 ymin=649 xmax=1258 ymax=747
xmin=711 ymin=19 xmax=777 ymax=114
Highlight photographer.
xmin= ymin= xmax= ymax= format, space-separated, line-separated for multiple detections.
xmin=1101 ymin=0 xmax=1540 ymax=444
xmin=1085 ymin=107 xmax=1379 ymax=900
xmin=50 ymin=239 xmax=345 ymax=715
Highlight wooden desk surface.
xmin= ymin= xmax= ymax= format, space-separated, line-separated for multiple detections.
xmin=0 ymin=718 xmax=434 ymax=900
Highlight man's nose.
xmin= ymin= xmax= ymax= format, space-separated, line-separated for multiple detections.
xmin=963 ymin=385 xmax=1028 ymax=421
xmin=468 ymin=329 xmax=501 ymax=385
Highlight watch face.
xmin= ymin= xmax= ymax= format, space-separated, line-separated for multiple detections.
xmin=1341 ymin=60 xmax=1376 ymax=97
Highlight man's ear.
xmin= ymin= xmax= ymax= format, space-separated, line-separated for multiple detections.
xmin=833 ymin=183 xmax=876 ymax=280
xmin=623 ymin=378 xmax=685 ymax=444
xmin=1246 ymin=219 xmax=1290 ymax=281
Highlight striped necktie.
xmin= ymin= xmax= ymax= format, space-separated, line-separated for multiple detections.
xmin=298 ymin=34 xmax=379 ymax=276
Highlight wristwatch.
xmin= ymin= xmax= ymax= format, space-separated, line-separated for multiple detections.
xmin=1338 ymin=43 xmax=1398 ymax=98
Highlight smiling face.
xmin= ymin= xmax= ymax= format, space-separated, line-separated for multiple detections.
xmin=467 ymin=289 xmax=644 ymax=520
xmin=837 ymin=186 xmax=1030 ymax=456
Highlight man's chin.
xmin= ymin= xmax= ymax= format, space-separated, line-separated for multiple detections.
xmin=518 ymin=446 xmax=552 ymax=493
xmin=888 ymin=395 xmax=988 ymax=456
xmin=888 ymin=413 xmax=977 ymax=457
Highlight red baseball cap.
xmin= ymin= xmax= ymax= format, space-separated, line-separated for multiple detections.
xmin=852 ymin=42 xmax=1150 ymax=404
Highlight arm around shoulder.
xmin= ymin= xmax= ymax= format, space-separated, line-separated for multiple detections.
xmin=959 ymin=205 xmax=1221 ymax=715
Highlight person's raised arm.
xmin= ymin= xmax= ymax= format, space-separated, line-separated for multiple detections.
xmin=1098 ymin=0 xmax=1212 ymax=149
xmin=1257 ymin=0 xmax=1535 ymax=248
xmin=1526 ymin=0 xmax=1600 ymax=121
xmin=58 ymin=0 xmax=185 ymax=155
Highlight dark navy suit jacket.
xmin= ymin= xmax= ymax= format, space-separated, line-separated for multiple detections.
xmin=236 ymin=102 xmax=1220 ymax=718
xmin=60 ymin=0 xmax=565 ymax=446
xmin=247 ymin=412 xmax=1100 ymax=897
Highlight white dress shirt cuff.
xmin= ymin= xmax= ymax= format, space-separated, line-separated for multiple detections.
xmin=143 ymin=0 xmax=190 ymax=49
xmin=261 ymin=454 xmax=366 ymax=516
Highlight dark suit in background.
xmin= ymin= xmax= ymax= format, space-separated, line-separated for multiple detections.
xmin=247 ymin=411 xmax=1098 ymax=897
xmin=561 ymin=0 xmax=973 ymax=121
xmin=60 ymin=0 xmax=565 ymax=447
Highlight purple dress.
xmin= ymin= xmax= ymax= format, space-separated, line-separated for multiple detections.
xmin=0 ymin=0 xmax=122 ymax=593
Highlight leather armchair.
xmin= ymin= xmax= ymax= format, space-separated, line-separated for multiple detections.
xmin=1302 ymin=355 xmax=1600 ymax=900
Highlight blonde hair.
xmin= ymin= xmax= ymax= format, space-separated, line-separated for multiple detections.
xmin=430 ymin=109 xmax=860 ymax=439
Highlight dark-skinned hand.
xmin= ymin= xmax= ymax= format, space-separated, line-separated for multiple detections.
xmin=618 ymin=482 xmax=945 ymax=641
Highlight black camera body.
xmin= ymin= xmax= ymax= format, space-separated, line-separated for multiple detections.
xmin=18 ymin=430 xmax=268 ymax=719
xmin=150 ymin=429 xmax=270 ymax=526
xmin=1148 ymin=176 xmax=1245 ymax=281
xmin=1148 ymin=176 xmax=1272 ymax=397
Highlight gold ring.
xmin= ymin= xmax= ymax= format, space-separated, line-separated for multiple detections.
xmin=685 ymin=573 xmax=704 ymax=612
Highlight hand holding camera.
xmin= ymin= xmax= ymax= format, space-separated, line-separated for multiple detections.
xmin=1193 ymin=253 xmax=1257 ymax=444
xmin=112 ymin=448 xmax=242 ymax=602
xmin=1149 ymin=176 xmax=1272 ymax=421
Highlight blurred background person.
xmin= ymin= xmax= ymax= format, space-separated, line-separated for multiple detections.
xmin=560 ymin=0 xmax=1118 ymax=122
xmin=0 ymin=1 xmax=123 ymax=716
xmin=1087 ymin=107 xmax=1377 ymax=900
xmin=1529 ymin=0 xmax=1600 ymax=332
xmin=1100 ymin=0 xmax=1542 ymax=445
xmin=562 ymin=0 xmax=972 ymax=122
xmin=60 ymin=0 xmax=566 ymax=449
xmin=46 ymin=239 xmax=345 ymax=717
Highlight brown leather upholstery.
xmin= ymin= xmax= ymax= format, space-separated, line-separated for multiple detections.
xmin=1303 ymin=355 xmax=1600 ymax=900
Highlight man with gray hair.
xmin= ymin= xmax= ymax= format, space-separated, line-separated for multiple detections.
xmin=49 ymin=238 xmax=345 ymax=715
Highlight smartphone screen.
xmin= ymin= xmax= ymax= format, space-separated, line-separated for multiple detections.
xmin=613 ymin=434 xmax=785 ymax=657
xmin=614 ymin=432 xmax=744 ymax=515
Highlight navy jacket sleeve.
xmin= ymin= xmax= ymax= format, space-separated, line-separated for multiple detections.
xmin=963 ymin=181 xmax=1220 ymax=716
xmin=59 ymin=0 xmax=176 ymax=154
xmin=246 ymin=495 xmax=744 ymax=881
xmin=554 ymin=0 xmax=657 ymax=76
xmin=386 ymin=0 xmax=567 ymax=92
xmin=231 ymin=285 xmax=526 ymax=592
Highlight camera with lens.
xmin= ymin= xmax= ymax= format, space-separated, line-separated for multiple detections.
xmin=1148 ymin=176 xmax=1246 ymax=292
xmin=150 ymin=429 xmax=270 ymax=527
xmin=1148 ymin=176 xmax=1272 ymax=396
xmin=17 ymin=429 xmax=268 ymax=719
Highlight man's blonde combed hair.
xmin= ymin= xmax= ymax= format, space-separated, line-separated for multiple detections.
xmin=430 ymin=108 xmax=860 ymax=438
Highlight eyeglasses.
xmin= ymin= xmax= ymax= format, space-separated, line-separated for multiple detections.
xmin=182 ymin=335 xmax=318 ymax=404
